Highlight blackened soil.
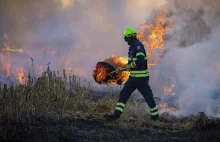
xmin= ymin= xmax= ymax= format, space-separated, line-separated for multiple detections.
xmin=0 ymin=117 xmax=219 ymax=142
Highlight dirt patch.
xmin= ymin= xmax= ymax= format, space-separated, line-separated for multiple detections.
xmin=0 ymin=117 xmax=219 ymax=142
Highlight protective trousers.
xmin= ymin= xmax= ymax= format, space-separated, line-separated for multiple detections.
xmin=114 ymin=76 xmax=159 ymax=117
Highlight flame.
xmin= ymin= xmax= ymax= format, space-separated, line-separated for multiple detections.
xmin=162 ymin=73 xmax=177 ymax=96
xmin=103 ymin=56 xmax=129 ymax=84
xmin=158 ymin=102 xmax=177 ymax=114
xmin=93 ymin=63 xmax=110 ymax=84
xmin=17 ymin=65 xmax=25 ymax=84
xmin=1 ymin=34 xmax=12 ymax=76
xmin=93 ymin=56 xmax=130 ymax=85
xmin=137 ymin=6 xmax=174 ymax=66
xmin=103 ymin=55 xmax=128 ymax=68
xmin=2 ymin=48 xmax=23 ymax=53
xmin=1 ymin=34 xmax=23 ymax=53
xmin=157 ymin=73 xmax=177 ymax=115
xmin=0 ymin=34 xmax=64 ymax=84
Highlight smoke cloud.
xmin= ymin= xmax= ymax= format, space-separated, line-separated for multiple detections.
xmin=0 ymin=0 xmax=220 ymax=117
xmin=0 ymin=0 xmax=164 ymax=78
xmin=156 ymin=0 xmax=220 ymax=117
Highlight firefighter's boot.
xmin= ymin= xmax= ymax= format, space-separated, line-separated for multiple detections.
xmin=104 ymin=110 xmax=121 ymax=121
xmin=151 ymin=114 xmax=159 ymax=121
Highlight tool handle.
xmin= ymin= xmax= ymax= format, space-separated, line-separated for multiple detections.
xmin=107 ymin=67 xmax=126 ymax=76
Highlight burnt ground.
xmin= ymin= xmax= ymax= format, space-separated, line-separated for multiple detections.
xmin=0 ymin=117 xmax=219 ymax=142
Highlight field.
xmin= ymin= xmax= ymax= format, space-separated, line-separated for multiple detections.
xmin=0 ymin=70 xmax=219 ymax=141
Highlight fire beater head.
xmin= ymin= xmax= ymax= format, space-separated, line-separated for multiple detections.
xmin=93 ymin=61 xmax=129 ymax=85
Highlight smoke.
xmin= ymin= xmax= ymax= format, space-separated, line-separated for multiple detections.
xmin=156 ymin=0 xmax=220 ymax=117
xmin=0 ymin=0 xmax=165 ymax=79
xmin=0 ymin=0 xmax=220 ymax=117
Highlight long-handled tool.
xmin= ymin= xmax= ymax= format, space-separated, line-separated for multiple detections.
xmin=107 ymin=67 xmax=126 ymax=76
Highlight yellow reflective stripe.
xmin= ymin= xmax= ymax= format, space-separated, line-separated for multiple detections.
xmin=117 ymin=102 xmax=125 ymax=107
xmin=150 ymin=107 xmax=158 ymax=111
xmin=115 ymin=107 xmax=123 ymax=112
xmin=130 ymin=69 xmax=149 ymax=77
xmin=130 ymin=74 xmax=149 ymax=77
xmin=128 ymin=57 xmax=147 ymax=61
xmin=130 ymin=69 xmax=149 ymax=74
xmin=136 ymin=52 xmax=145 ymax=57
xmin=151 ymin=111 xmax=159 ymax=115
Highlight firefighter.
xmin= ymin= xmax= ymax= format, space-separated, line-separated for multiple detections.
xmin=104 ymin=26 xmax=159 ymax=121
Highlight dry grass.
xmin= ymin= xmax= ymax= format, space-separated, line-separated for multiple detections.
xmin=0 ymin=68 xmax=219 ymax=141
xmin=0 ymin=68 xmax=120 ymax=140
xmin=192 ymin=111 xmax=220 ymax=130
xmin=0 ymin=68 xmax=117 ymax=122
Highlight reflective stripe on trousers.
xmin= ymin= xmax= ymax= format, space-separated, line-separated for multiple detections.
xmin=150 ymin=106 xmax=159 ymax=116
xmin=115 ymin=102 xmax=125 ymax=112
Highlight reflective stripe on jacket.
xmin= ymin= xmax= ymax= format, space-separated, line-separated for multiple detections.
xmin=128 ymin=40 xmax=149 ymax=77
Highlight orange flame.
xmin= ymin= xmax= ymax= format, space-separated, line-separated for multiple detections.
xmin=93 ymin=63 xmax=110 ymax=84
xmin=17 ymin=65 xmax=25 ymax=84
xmin=0 ymin=34 xmax=70 ymax=84
xmin=162 ymin=73 xmax=176 ymax=96
xmin=103 ymin=56 xmax=129 ymax=84
xmin=158 ymin=102 xmax=177 ymax=114
xmin=1 ymin=34 xmax=23 ymax=53
xmin=103 ymin=55 xmax=128 ymax=68
xmin=137 ymin=6 xmax=174 ymax=66
xmin=1 ymin=34 xmax=12 ymax=76
xmin=93 ymin=56 xmax=130 ymax=85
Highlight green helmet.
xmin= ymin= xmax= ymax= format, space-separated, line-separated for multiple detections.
xmin=124 ymin=27 xmax=137 ymax=37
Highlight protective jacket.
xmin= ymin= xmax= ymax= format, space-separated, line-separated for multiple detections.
xmin=128 ymin=39 xmax=149 ymax=78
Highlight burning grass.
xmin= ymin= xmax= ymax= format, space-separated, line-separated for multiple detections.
xmin=0 ymin=68 xmax=219 ymax=141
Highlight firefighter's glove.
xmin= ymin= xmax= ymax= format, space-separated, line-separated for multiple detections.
xmin=124 ymin=62 xmax=136 ymax=70
xmin=124 ymin=64 xmax=132 ymax=70
xmin=116 ymin=67 xmax=124 ymax=72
